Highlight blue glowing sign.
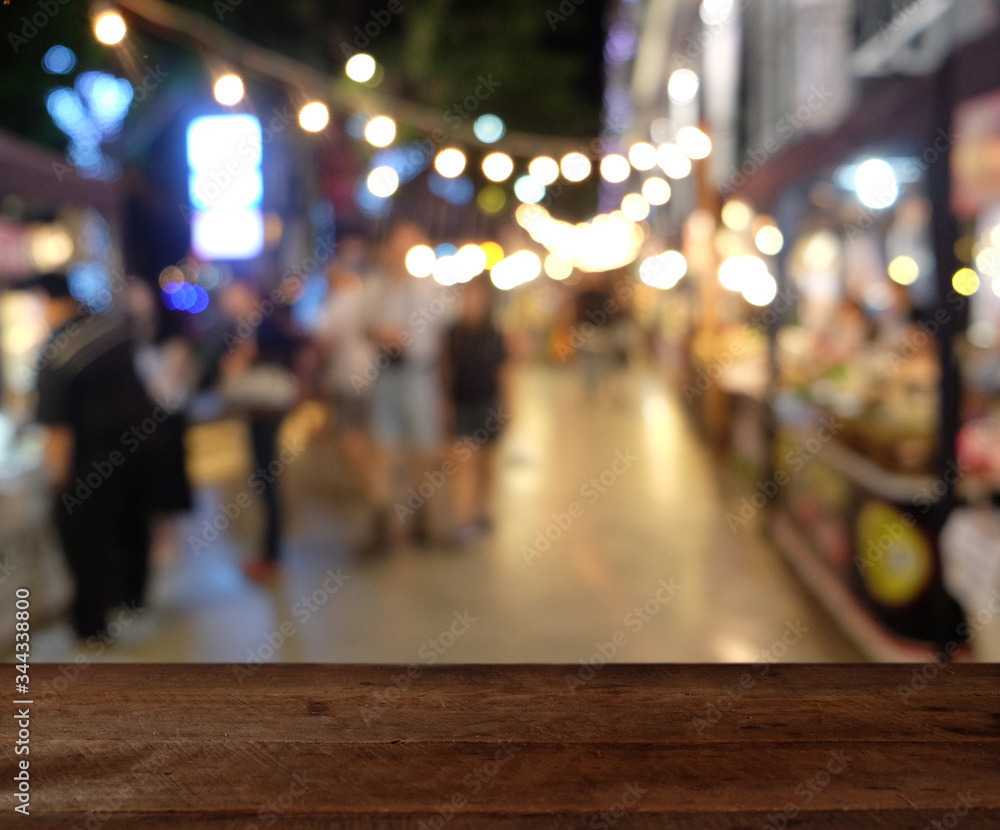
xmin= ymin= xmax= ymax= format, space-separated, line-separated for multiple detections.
xmin=186 ymin=114 xmax=264 ymax=260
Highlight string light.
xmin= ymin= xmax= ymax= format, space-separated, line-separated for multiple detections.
xmin=214 ymin=74 xmax=244 ymax=106
xmin=434 ymin=148 xmax=466 ymax=178
xmin=529 ymin=156 xmax=559 ymax=185
xmin=364 ymin=115 xmax=396 ymax=147
xmin=560 ymin=152 xmax=591 ymax=182
xmin=299 ymin=102 xmax=329 ymax=132
xmin=600 ymin=154 xmax=631 ymax=184
xmin=345 ymin=53 xmax=376 ymax=83
xmin=94 ymin=12 xmax=127 ymax=45
xmin=482 ymin=152 xmax=514 ymax=182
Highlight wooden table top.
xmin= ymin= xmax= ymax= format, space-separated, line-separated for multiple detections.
xmin=12 ymin=663 xmax=1000 ymax=828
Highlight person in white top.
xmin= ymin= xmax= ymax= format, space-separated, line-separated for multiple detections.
xmin=313 ymin=236 xmax=376 ymax=502
xmin=360 ymin=222 xmax=457 ymax=553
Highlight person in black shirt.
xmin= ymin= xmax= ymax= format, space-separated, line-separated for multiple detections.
xmin=31 ymin=273 xmax=157 ymax=641
xmin=442 ymin=276 xmax=509 ymax=545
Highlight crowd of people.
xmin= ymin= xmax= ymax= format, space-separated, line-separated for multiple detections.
xmin=29 ymin=221 xmax=621 ymax=642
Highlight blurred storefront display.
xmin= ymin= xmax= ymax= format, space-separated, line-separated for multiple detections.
xmin=720 ymin=19 xmax=1000 ymax=658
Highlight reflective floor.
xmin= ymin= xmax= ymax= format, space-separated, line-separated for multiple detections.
xmin=31 ymin=362 xmax=866 ymax=663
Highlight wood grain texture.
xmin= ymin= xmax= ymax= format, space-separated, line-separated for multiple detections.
xmin=10 ymin=664 xmax=1000 ymax=828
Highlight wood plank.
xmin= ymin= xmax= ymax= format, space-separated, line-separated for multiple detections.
xmin=10 ymin=664 xmax=1000 ymax=828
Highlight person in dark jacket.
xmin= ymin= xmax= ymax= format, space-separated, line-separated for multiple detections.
xmin=31 ymin=273 xmax=157 ymax=641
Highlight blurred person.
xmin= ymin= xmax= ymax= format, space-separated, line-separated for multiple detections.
xmin=218 ymin=282 xmax=307 ymax=583
xmin=442 ymin=275 xmax=510 ymax=545
xmin=361 ymin=222 xmax=454 ymax=554
xmin=575 ymin=272 xmax=615 ymax=397
xmin=126 ymin=279 xmax=197 ymax=565
xmin=30 ymin=273 xmax=157 ymax=641
xmin=313 ymin=236 xmax=376 ymax=500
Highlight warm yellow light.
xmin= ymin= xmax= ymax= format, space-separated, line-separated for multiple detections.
xmin=481 ymin=242 xmax=504 ymax=269
xmin=600 ymin=154 xmax=631 ymax=184
xmin=628 ymin=142 xmax=657 ymax=171
xmin=721 ymin=200 xmax=753 ymax=231
xmin=364 ymin=116 xmax=396 ymax=147
xmin=299 ymin=102 xmax=329 ymax=132
xmin=435 ymin=148 xmax=466 ymax=178
xmin=214 ymin=74 xmax=244 ymax=106
xmin=655 ymin=143 xmax=692 ymax=179
xmin=755 ymin=225 xmax=784 ymax=257
xmin=719 ymin=255 xmax=768 ymax=292
xmin=621 ymin=193 xmax=650 ymax=222
xmin=456 ymin=244 xmax=488 ymax=281
xmin=953 ymin=268 xmax=980 ymax=296
xmin=640 ymin=251 xmax=687 ymax=289
xmin=529 ymin=156 xmax=559 ymax=185
xmin=642 ymin=177 xmax=671 ymax=206
xmin=367 ymin=166 xmax=399 ymax=198
xmin=345 ymin=53 xmax=377 ymax=83
xmin=677 ymin=126 xmax=712 ymax=160
xmin=888 ymin=255 xmax=919 ymax=286
xmin=544 ymin=254 xmax=573 ymax=280
xmin=491 ymin=250 xmax=542 ymax=290
xmin=405 ymin=245 xmax=435 ymax=278
xmin=560 ymin=152 xmax=592 ymax=182
xmin=482 ymin=152 xmax=514 ymax=182
xmin=94 ymin=12 xmax=126 ymax=44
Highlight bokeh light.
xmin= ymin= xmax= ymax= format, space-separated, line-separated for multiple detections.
xmin=640 ymin=251 xmax=687 ymax=289
xmin=855 ymin=158 xmax=898 ymax=210
xmin=482 ymin=152 xmax=514 ymax=182
xmin=529 ymin=156 xmax=560 ymax=185
xmin=434 ymin=148 xmax=466 ymax=178
xmin=477 ymin=185 xmax=507 ymax=214
xmin=94 ymin=12 xmax=126 ymax=45
xmin=560 ymin=152 xmax=592 ymax=182
xmin=888 ymin=255 xmax=919 ymax=286
xmin=345 ymin=53 xmax=376 ymax=83
xmin=642 ymin=177 xmax=671 ymax=206
xmin=952 ymin=268 xmax=980 ymax=296
xmin=214 ymin=74 xmax=244 ymax=106
xmin=367 ymin=166 xmax=399 ymax=198
xmin=600 ymin=154 xmax=631 ymax=184
xmin=481 ymin=242 xmax=504 ymax=269
xmin=405 ymin=245 xmax=435 ymax=278
xmin=656 ymin=144 xmax=692 ymax=179
xmin=473 ymin=114 xmax=505 ymax=144
xmin=364 ymin=115 xmax=396 ymax=147
xmin=668 ymin=69 xmax=699 ymax=104
xmin=628 ymin=142 xmax=658 ymax=171
xmin=43 ymin=46 xmax=77 ymax=75
xmin=677 ymin=126 xmax=712 ymax=160
xmin=721 ymin=200 xmax=753 ymax=231
xmin=621 ymin=193 xmax=650 ymax=222
xmin=299 ymin=102 xmax=329 ymax=132
xmin=544 ymin=254 xmax=573 ymax=280
xmin=514 ymin=175 xmax=545 ymax=204
xmin=755 ymin=225 xmax=784 ymax=256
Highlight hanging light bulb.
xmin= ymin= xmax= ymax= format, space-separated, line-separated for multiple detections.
xmin=299 ymin=102 xmax=329 ymax=132
xmin=94 ymin=11 xmax=127 ymax=44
